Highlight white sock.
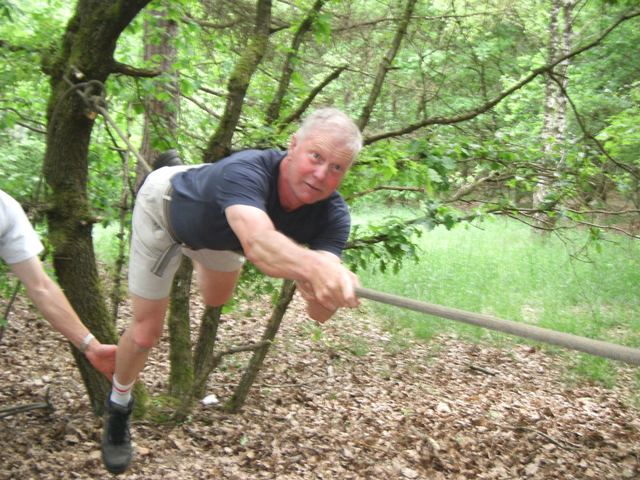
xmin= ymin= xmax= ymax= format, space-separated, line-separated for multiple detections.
xmin=110 ymin=376 xmax=134 ymax=407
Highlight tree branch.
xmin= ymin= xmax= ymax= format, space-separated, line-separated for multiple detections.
xmin=333 ymin=11 xmax=509 ymax=33
xmin=357 ymin=0 xmax=418 ymax=131
xmin=363 ymin=9 xmax=640 ymax=145
xmin=277 ymin=65 xmax=347 ymax=129
xmin=548 ymin=71 xmax=640 ymax=179
xmin=112 ymin=61 xmax=161 ymax=78
xmin=345 ymin=185 xmax=425 ymax=202
xmin=266 ymin=0 xmax=328 ymax=124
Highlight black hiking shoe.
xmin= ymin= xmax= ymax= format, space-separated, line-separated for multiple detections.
xmin=101 ymin=396 xmax=134 ymax=475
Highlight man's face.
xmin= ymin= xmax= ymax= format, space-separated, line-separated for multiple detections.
xmin=279 ymin=130 xmax=354 ymax=211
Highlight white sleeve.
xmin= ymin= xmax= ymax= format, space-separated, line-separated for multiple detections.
xmin=0 ymin=189 xmax=44 ymax=264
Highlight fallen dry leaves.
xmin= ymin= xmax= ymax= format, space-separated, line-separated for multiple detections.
xmin=1 ymin=291 xmax=639 ymax=479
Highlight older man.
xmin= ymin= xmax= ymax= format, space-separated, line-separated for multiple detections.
xmin=102 ymin=108 xmax=363 ymax=474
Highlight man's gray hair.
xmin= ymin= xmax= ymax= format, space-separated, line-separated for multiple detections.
xmin=296 ymin=108 xmax=363 ymax=158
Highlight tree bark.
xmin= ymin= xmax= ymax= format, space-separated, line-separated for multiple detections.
xmin=204 ymin=0 xmax=272 ymax=162
xmin=533 ymin=0 xmax=575 ymax=229
xmin=225 ymin=280 xmax=296 ymax=413
xmin=139 ymin=4 xmax=180 ymax=181
xmin=357 ymin=0 xmax=418 ymax=131
xmin=192 ymin=305 xmax=223 ymax=399
xmin=265 ymin=0 xmax=328 ymax=124
xmin=42 ymin=0 xmax=152 ymax=415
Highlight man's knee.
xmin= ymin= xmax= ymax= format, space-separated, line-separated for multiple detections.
xmin=129 ymin=295 xmax=168 ymax=350
xmin=129 ymin=314 xmax=165 ymax=351
xmin=131 ymin=325 xmax=162 ymax=351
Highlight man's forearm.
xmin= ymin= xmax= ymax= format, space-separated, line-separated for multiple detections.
xmin=226 ymin=204 xmax=359 ymax=310
xmin=243 ymin=229 xmax=317 ymax=281
xmin=11 ymin=257 xmax=92 ymax=350
xmin=25 ymin=277 xmax=91 ymax=349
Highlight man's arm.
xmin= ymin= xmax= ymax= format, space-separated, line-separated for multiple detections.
xmin=9 ymin=256 xmax=116 ymax=378
xmin=225 ymin=204 xmax=359 ymax=313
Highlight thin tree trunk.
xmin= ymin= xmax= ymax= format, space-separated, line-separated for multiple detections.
xmin=265 ymin=0 xmax=328 ymax=124
xmin=42 ymin=0 xmax=151 ymax=416
xmin=204 ymin=0 xmax=272 ymax=162
xmin=139 ymin=4 xmax=180 ymax=178
xmin=357 ymin=0 xmax=418 ymax=131
xmin=225 ymin=280 xmax=296 ymax=413
xmin=166 ymin=258 xmax=194 ymax=397
xmin=110 ymin=150 xmax=130 ymax=321
xmin=172 ymin=0 xmax=274 ymax=418
xmin=172 ymin=305 xmax=222 ymax=421
xmin=192 ymin=305 xmax=223 ymax=399
xmin=533 ymin=0 xmax=575 ymax=230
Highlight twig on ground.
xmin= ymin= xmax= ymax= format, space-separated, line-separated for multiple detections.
xmin=0 ymin=388 xmax=54 ymax=419
xmin=468 ymin=364 xmax=499 ymax=376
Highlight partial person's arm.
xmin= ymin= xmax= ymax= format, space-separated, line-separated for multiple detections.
xmin=225 ymin=204 xmax=359 ymax=316
xmin=9 ymin=256 xmax=116 ymax=378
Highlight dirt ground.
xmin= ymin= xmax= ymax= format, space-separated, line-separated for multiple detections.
xmin=1 ymin=291 xmax=639 ymax=479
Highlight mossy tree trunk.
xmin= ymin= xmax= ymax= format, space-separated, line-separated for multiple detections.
xmin=171 ymin=305 xmax=222 ymax=421
xmin=42 ymin=0 xmax=152 ymax=415
xmin=204 ymin=0 xmax=272 ymax=162
xmin=225 ymin=280 xmax=296 ymax=413
xmin=265 ymin=0 xmax=328 ymax=124
xmin=164 ymin=258 xmax=194 ymax=399
xmin=192 ymin=305 xmax=223 ymax=400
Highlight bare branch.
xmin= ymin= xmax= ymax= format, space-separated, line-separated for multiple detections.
xmin=447 ymin=173 xmax=511 ymax=203
xmin=180 ymin=92 xmax=222 ymax=119
xmin=112 ymin=61 xmax=161 ymax=78
xmin=266 ymin=0 xmax=329 ymax=124
xmin=0 ymin=107 xmax=47 ymax=134
xmin=15 ymin=121 xmax=47 ymax=135
xmin=277 ymin=65 xmax=347 ymax=129
xmin=333 ymin=11 xmax=509 ymax=33
xmin=548 ymin=71 xmax=640 ymax=179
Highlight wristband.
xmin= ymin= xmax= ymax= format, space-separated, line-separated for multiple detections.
xmin=79 ymin=333 xmax=95 ymax=353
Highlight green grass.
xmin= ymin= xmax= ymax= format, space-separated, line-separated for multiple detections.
xmin=355 ymin=212 xmax=640 ymax=387
xmin=93 ymin=223 xmax=125 ymax=265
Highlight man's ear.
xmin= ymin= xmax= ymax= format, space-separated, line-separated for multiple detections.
xmin=289 ymin=134 xmax=298 ymax=151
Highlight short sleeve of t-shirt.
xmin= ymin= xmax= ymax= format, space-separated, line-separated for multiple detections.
xmin=0 ymin=190 xmax=44 ymax=264
xmin=215 ymin=155 xmax=273 ymax=212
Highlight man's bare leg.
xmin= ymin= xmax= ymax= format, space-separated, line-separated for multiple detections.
xmin=114 ymin=294 xmax=170 ymax=386
xmin=102 ymin=294 xmax=169 ymax=474
xmin=194 ymin=262 xmax=242 ymax=307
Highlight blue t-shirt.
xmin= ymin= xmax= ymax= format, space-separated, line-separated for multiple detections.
xmin=169 ymin=149 xmax=350 ymax=257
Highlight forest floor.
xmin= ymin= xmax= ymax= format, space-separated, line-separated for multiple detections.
xmin=1 ymin=290 xmax=639 ymax=480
